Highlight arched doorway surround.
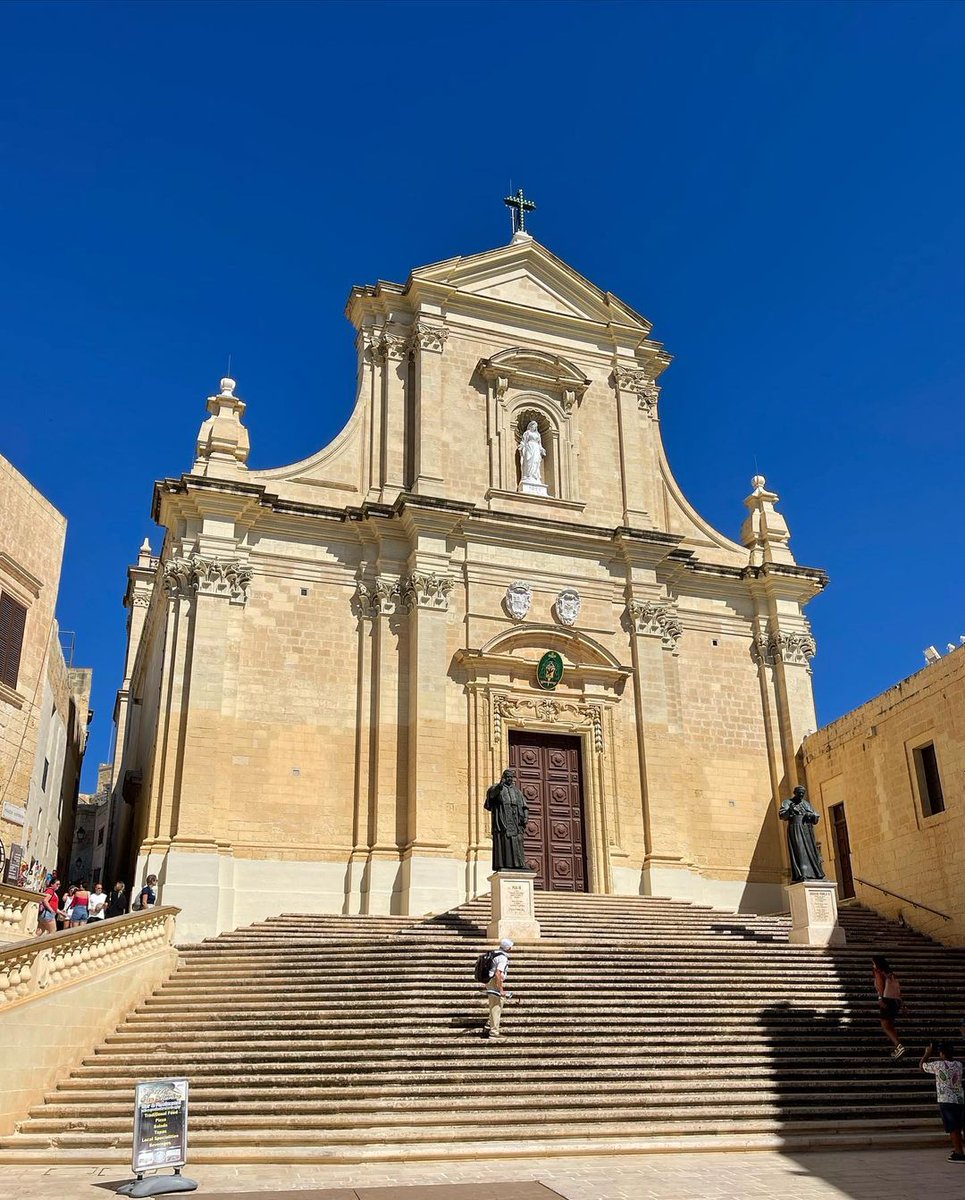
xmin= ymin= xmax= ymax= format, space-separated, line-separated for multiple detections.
xmin=454 ymin=625 xmax=632 ymax=899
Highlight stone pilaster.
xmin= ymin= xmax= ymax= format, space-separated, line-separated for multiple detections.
xmin=410 ymin=320 xmax=449 ymax=495
xmin=611 ymin=363 xmax=661 ymax=527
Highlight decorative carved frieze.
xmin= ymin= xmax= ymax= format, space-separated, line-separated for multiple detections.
xmin=504 ymin=581 xmax=533 ymax=622
xmin=410 ymin=322 xmax=449 ymax=354
xmin=553 ymin=587 xmax=582 ymax=627
xmin=354 ymin=577 xmax=396 ymax=619
xmin=626 ymin=599 xmax=682 ymax=653
xmin=397 ymin=572 xmax=454 ymax=612
xmin=131 ymin=594 xmax=152 ymax=609
xmin=612 ymin=365 xmax=660 ymax=417
xmin=491 ymin=694 xmax=604 ymax=753
xmin=162 ymin=556 xmax=252 ymax=605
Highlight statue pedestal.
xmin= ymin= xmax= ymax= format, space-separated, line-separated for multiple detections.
xmin=518 ymin=481 xmax=548 ymax=497
xmin=488 ymin=871 xmax=541 ymax=941
xmin=787 ymin=880 xmax=846 ymax=946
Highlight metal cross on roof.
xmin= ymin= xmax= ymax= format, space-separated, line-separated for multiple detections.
xmin=504 ymin=188 xmax=536 ymax=235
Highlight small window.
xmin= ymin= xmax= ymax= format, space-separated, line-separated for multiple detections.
xmin=0 ymin=591 xmax=27 ymax=691
xmin=97 ymin=828 xmax=105 ymax=846
xmin=41 ymin=758 xmax=49 ymax=793
xmin=914 ymin=742 xmax=945 ymax=817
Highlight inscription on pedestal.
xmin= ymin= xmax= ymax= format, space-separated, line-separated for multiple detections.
xmin=503 ymin=882 xmax=528 ymax=917
xmin=809 ymin=890 xmax=835 ymax=924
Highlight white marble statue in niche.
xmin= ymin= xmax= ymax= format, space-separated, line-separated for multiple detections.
xmin=518 ymin=420 xmax=548 ymax=497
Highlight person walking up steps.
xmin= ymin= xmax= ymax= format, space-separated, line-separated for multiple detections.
xmin=483 ymin=938 xmax=514 ymax=1039
xmin=872 ymin=955 xmax=905 ymax=1057
xmin=921 ymin=1040 xmax=965 ymax=1162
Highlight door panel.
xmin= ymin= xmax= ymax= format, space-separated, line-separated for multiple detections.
xmin=508 ymin=731 xmax=587 ymax=892
xmin=829 ymin=802 xmax=855 ymax=900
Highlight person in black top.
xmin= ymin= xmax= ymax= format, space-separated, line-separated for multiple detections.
xmin=106 ymin=881 xmax=128 ymax=918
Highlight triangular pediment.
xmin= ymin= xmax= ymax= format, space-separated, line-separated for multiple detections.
xmin=408 ymin=237 xmax=652 ymax=332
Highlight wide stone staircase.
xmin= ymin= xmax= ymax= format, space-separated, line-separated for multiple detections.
xmin=2 ymin=893 xmax=963 ymax=1163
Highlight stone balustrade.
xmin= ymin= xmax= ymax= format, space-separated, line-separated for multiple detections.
xmin=0 ymin=906 xmax=180 ymax=1136
xmin=0 ymin=882 xmax=41 ymax=945
xmin=0 ymin=907 xmax=178 ymax=1010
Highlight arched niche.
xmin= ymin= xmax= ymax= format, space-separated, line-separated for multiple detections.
xmin=477 ymin=347 xmax=589 ymax=503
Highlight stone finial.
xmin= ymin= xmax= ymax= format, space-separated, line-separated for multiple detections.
xmin=137 ymin=537 xmax=153 ymax=566
xmin=741 ymin=473 xmax=795 ymax=566
xmin=193 ymin=376 xmax=250 ymax=477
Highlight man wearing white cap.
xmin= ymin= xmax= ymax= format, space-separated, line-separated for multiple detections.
xmin=485 ymin=937 xmax=514 ymax=1039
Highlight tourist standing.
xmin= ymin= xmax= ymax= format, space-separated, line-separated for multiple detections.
xmin=872 ymin=955 xmax=905 ymax=1058
xmin=87 ymin=882 xmax=108 ymax=921
xmin=37 ymin=880 xmax=59 ymax=935
xmin=136 ymin=874 xmax=158 ymax=910
xmin=484 ymin=938 xmax=514 ymax=1039
xmin=69 ymin=881 xmax=90 ymax=928
xmin=57 ymin=885 xmax=76 ymax=928
xmin=921 ymin=1041 xmax=965 ymax=1162
xmin=106 ymin=881 xmax=128 ymax=918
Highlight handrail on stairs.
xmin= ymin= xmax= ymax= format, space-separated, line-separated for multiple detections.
xmin=853 ymin=876 xmax=951 ymax=921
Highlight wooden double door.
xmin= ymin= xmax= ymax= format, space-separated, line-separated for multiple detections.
xmin=508 ymin=731 xmax=588 ymax=892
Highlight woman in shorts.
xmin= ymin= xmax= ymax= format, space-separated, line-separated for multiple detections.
xmin=69 ymin=881 xmax=91 ymax=928
xmin=873 ymin=955 xmax=905 ymax=1058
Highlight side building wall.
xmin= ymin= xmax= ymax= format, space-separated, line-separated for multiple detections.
xmin=803 ymin=645 xmax=965 ymax=944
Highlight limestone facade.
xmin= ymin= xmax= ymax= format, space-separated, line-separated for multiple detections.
xmin=113 ymin=234 xmax=826 ymax=939
xmin=804 ymin=645 xmax=965 ymax=944
xmin=0 ymin=455 xmax=92 ymax=882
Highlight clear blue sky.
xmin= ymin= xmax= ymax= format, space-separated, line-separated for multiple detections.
xmin=2 ymin=1 xmax=963 ymax=791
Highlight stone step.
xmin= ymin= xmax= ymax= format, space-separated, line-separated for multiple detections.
xmin=29 ymin=1078 xmax=932 ymax=1119
xmin=0 ymin=1127 xmax=945 ymax=1166
xmin=19 ymin=1095 xmax=940 ymax=1137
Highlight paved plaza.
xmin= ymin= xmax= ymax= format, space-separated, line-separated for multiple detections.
xmin=0 ymin=1148 xmax=956 ymax=1200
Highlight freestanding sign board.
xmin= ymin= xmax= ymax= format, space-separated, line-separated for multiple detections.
xmin=132 ymin=1079 xmax=188 ymax=1173
xmin=2 ymin=843 xmax=23 ymax=886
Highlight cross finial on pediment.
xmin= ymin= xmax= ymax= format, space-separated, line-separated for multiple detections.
xmin=504 ymin=187 xmax=536 ymax=236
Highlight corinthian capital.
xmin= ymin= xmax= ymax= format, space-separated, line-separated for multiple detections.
xmin=627 ymin=598 xmax=682 ymax=652
xmin=397 ymin=572 xmax=454 ymax=612
xmin=410 ymin=321 xmax=449 ymax=354
xmin=162 ymin=555 xmax=252 ymax=605
xmin=611 ymin=365 xmax=660 ymax=417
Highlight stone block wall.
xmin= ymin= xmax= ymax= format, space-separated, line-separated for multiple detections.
xmin=804 ymin=645 xmax=965 ymax=943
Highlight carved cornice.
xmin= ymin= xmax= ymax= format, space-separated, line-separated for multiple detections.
xmin=353 ymin=577 xmax=396 ymax=619
xmin=491 ymin=694 xmax=604 ymax=753
xmin=397 ymin=572 xmax=454 ymax=612
xmin=611 ymin=365 xmax=660 ymax=417
xmin=410 ymin=322 xmax=449 ymax=354
xmin=162 ymin=555 xmax=252 ymax=605
xmin=626 ymin=599 xmax=682 ymax=653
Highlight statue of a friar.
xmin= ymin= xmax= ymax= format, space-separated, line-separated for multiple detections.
xmin=779 ymin=785 xmax=826 ymax=882
xmin=484 ymin=769 xmax=530 ymax=871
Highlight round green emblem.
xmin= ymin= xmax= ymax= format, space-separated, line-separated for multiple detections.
xmin=536 ymin=650 xmax=564 ymax=691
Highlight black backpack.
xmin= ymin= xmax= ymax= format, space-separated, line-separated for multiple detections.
xmin=474 ymin=949 xmax=499 ymax=983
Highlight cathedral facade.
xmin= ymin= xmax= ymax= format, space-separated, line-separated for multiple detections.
xmin=112 ymin=230 xmax=826 ymax=940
